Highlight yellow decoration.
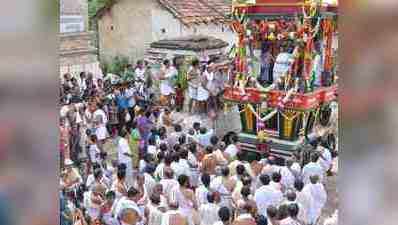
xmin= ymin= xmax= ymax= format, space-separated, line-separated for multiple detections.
xmin=257 ymin=130 xmax=268 ymax=142
xmin=244 ymin=104 xmax=254 ymax=131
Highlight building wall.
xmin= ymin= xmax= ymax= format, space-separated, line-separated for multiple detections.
xmin=98 ymin=0 xmax=235 ymax=62
xmin=98 ymin=0 xmax=154 ymax=62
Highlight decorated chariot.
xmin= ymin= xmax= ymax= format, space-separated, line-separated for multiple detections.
xmin=223 ymin=0 xmax=338 ymax=160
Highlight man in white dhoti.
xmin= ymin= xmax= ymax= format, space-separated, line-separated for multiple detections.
xmin=117 ymin=129 xmax=134 ymax=186
xmin=159 ymin=59 xmax=177 ymax=106
xmin=294 ymin=180 xmax=313 ymax=225
xmin=198 ymin=192 xmax=220 ymax=225
xmin=254 ymin=174 xmax=283 ymax=217
xmin=302 ymin=153 xmax=324 ymax=185
xmin=303 ymin=175 xmax=327 ymax=225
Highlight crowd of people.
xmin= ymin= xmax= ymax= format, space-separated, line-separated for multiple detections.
xmin=59 ymin=57 xmax=337 ymax=225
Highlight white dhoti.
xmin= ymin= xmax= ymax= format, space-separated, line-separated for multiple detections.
xmin=197 ymin=86 xmax=209 ymax=101
xmin=188 ymin=86 xmax=198 ymax=100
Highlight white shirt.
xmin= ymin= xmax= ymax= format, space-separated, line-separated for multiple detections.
xmin=89 ymin=144 xmax=101 ymax=164
xmin=254 ymin=185 xmax=283 ymax=217
xmin=175 ymin=159 xmax=191 ymax=178
xmin=318 ymin=149 xmax=333 ymax=173
xmin=303 ymin=183 xmax=327 ymax=224
xmin=147 ymin=145 xmax=157 ymax=156
xmin=198 ymin=203 xmax=220 ymax=225
xmin=296 ymin=190 xmax=313 ymax=225
xmin=160 ymin=178 xmax=179 ymax=202
xmin=195 ymin=185 xmax=210 ymax=206
xmin=273 ymin=52 xmax=294 ymax=82
xmin=225 ymin=144 xmax=239 ymax=159
xmin=280 ymin=166 xmax=295 ymax=189
xmin=93 ymin=109 xmax=108 ymax=125
xmin=118 ymin=137 xmax=132 ymax=165
xmin=302 ymin=162 xmax=324 ymax=184
xmin=135 ymin=67 xmax=146 ymax=80
xmin=113 ymin=197 xmax=142 ymax=219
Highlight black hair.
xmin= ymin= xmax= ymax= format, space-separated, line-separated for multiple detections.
xmin=150 ymin=193 xmax=161 ymax=205
xmin=193 ymin=122 xmax=201 ymax=130
xmin=266 ymin=206 xmax=278 ymax=219
xmin=127 ymin=187 xmax=140 ymax=198
xmin=241 ymin=186 xmax=251 ymax=198
xmin=260 ymin=174 xmax=271 ymax=186
xmin=148 ymin=136 xmax=156 ymax=145
xmin=94 ymin=169 xmax=103 ymax=180
xmin=178 ymin=174 xmax=189 ymax=187
xmin=205 ymin=146 xmax=213 ymax=154
xmin=255 ymin=215 xmax=268 ymax=225
xmin=311 ymin=152 xmax=320 ymax=162
xmin=236 ymin=164 xmax=246 ymax=176
xmin=119 ymin=129 xmax=128 ymax=138
xmin=106 ymin=191 xmax=116 ymax=200
xmin=210 ymin=135 xmax=219 ymax=146
xmin=236 ymin=151 xmax=246 ymax=161
xmin=200 ymin=127 xmax=207 ymax=134
xmin=277 ymin=204 xmax=289 ymax=220
xmin=118 ymin=163 xmax=127 ymax=171
xmin=207 ymin=192 xmax=215 ymax=203
xmin=231 ymin=134 xmax=239 ymax=143
xmin=221 ymin=167 xmax=230 ymax=177
xmin=173 ymin=144 xmax=181 ymax=152
xmin=241 ymin=176 xmax=252 ymax=186
xmin=218 ymin=207 xmax=231 ymax=222
xmin=163 ymin=59 xmax=170 ymax=66
xmin=178 ymin=135 xmax=186 ymax=145
xmin=117 ymin=169 xmax=126 ymax=180
xmin=179 ymin=149 xmax=188 ymax=159
xmin=159 ymin=143 xmax=168 ymax=152
xmin=287 ymin=203 xmax=299 ymax=218
xmin=174 ymin=124 xmax=182 ymax=132
xmin=164 ymin=154 xmax=173 ymax=166
xmin=188 ymin=143 xmax=197 ymax=154
xmin=271 ymin=172 xmax=282 ymax=183
xmin=201 ymin=173 xmax=211 ymax=188
xmin=294 ymin=179 xmax=304 ymax=191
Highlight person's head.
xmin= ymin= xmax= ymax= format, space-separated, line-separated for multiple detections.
xmin=218 ymin=207 xmax=231 ymax=223
xmin=136 ymin=60 xmax=144 ymax=68
xmin=119 ymin=128 xmax=128 ymax=139
xmin=164 ymin=154 xmax=173 ymax=166
xmin=159 ymin=143 xmax=168 ymax=152
xmin=173 ymin=144 xmax=181 ymax=152
xmin=241 ymin=186 xmax=251 ymax=199
xmin=205 ymin=146 xmax=213 ymax=154
xmin=150 ymin=193 xmax=161 ymax=205
xmin=188 ymin=143 xmax=197 ymax=154
xmin=172 ymin=124 xmax=182 ymax=133
xmin=286 ymin=159 xmax=294 ymax=168
xmin=127 ymin=187 xmax=141 ymax=202
xmin=164 ymin=167 xmax=174 ymax=179
xmin=266 ymin=206 xmax=278 ymax=220
xmin=260 ymin=174 xmax=271 ymax=186
xmin=178 ymin=135 xmax=186 ymax=145
xmin=241 ymin=176 xmax=252 ymax=186
xmin=255 ymin=215 xmax=268 ymax=225
xmin=193 ymin=122 xmax=201 ymax=131
xmin=145 ymin=164 xmax=156 ymax=175
xmin=152 ymin=184 xmax=163 ymax=195
xmin=271 ymin=172 xmax=282 ymax=183
xmin=159 ymin=126 xmax=167 ymax=137
xmin=105 ymin=191 xmax=116 ymax=204
xmin=287 ymin=203 xmax=299 ymax=218
xmin=92 ymin=162 xmax=101 ymax=171
xmin=94 ymin=169 xmax=103 ymax=181
xmin=145 ymin=110 xmax=152 ymax=118
xmin=119 ymin=208 xmax=140 ymax=225
xmin=267 ymin=156 xmax=276 ymax=165
xmin=231 ymin=134 xmax=239 ymax=144
xmin=163 ymin=59 xmax=170 ymax=67
xmin=118 ymin=163 xmax=127 ymax=172
xmin=210 ymin=135 xmax=219 ymax=146
xmin=89 ymin=134 xmax=97 ymax=144
xmin=311 ymin=152 xmax=320 ymax=162
xmin=117 ymin=169 xmax=126 ymax=181
xmin=236 ymin=164 xmax=246 ymax=176
xmin=148 ymin=136 xmax=156 ymax=146
xmin=207 ymin=192 xmax=215 ymax=203
xmin=192 ymin=58 xmax=200 ymax=68
xmin=157 ymin=151 xmax=165 ymax=162
xmin=277 ymin=204 xmax=289 ymax=220
xmin=179 ymin=149 xmax=188 ymax=160
xmin=200 ymin=127 xmax=207 ymax=134
xmin=201 ymin=173 xmax=211 ymax=188
xmin=178 ymin=174 xmax=189 ymax=187
xmin=236 ymin=151 xmax=246 ymax=161
xmin=294 ymin=179 xmax=304 ymax=191
xmin=310 ymin=174 xmax=320 ymax=184
xmin=286 ymin=189 xmax=297 ymax=201
xmin=221 ymin=166 xmax=230 ymax=177
xmin=79 ymin=72 xmax=86 ymax=79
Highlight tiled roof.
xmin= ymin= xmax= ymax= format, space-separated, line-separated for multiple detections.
xmin=157 ymin=0 xmax=231 ymax=25
xmin=95 ymin=0 xmax=231 ymax=25
xmin=150 ymin=35 xmax=229 ymax=51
